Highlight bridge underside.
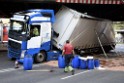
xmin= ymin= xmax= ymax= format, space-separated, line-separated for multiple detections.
xmin=0 ymin=1 xmax=124 ymax=21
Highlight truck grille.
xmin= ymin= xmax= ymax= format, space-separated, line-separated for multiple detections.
xmin=8 ymin=40 xmax=21 ymax=49
xmin=8 ymin=47 xmax=21 ymax=59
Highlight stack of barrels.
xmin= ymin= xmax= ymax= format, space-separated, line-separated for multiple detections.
xmin=58 ymin=55 xmax=100 ymax=69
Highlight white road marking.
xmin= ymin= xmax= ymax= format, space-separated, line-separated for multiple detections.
xmin=0 ymin=63 xmax=45 ymax=73
xmin=61 ymin=70 xmax=91 ymax=80
xmin=0 ymin=68 xmax=16 ymax=73
xmin=27 ymin=69 xmax=50 ymax=72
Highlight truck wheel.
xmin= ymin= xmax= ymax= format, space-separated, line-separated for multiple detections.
xmin=34 ymin=51 xmax=46 ymax=63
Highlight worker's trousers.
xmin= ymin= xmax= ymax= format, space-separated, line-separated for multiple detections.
xmin=64 ymin=54 xmax=74 ymax=72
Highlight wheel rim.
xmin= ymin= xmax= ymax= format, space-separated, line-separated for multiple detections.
xmin=37 ymin=53 xmax=44 ymax=62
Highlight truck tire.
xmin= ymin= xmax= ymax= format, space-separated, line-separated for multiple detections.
xmin=34 ymin=51 xmax=46 ymax=63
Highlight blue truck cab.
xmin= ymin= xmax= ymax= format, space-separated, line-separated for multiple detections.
xmin=8 ymin=9 xmax=58 ymax=62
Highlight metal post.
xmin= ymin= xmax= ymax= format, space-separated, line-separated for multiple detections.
xmin=94 ymin=29 xmax=108 ymax=58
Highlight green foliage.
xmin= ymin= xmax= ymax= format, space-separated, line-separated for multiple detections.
xmin=113 ymin=22 xmax=124 ymax=30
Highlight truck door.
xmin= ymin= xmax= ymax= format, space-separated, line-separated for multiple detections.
xmin=27 ymin=25 xmax=42 ymax=49
xmin=41 ymin=22 xmax=51 ymax=44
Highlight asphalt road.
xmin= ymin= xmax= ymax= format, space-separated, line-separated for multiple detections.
xmin=1 ymin=44 xmax=124 ymax=70
xmin=0 ymin=52 xmax=15 ymax=70
xmin=115 ymin=44 xmax=124 ymax=52
xmin=0 ymin=44 xmax=124 ymax=83
xmin=0 ymin=65 xmax=124 ymax=83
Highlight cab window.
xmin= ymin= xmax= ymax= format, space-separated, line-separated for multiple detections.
xmin=30 ymin=25 xmax=40 ymax=37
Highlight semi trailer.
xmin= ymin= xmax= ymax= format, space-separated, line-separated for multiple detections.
xmin=8 ymin=6 xmax=116 ymax=62
xmin=53 ymin=6 xmax=116 ymax=54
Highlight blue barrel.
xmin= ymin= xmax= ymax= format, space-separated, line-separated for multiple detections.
xmin=87 ymin=59 xmax=94 ymax=69
xmin=58 ymin=55 xmax=65 ymax=68
xmin=23 ymin=55 xmax=33 ymax=70
xmin=94 ymin=59 xmax=100 ymax=68
xmin=80 ymin=59 xmax=87 ymax=69
xmin=72 ymin=56 xmax=80 ymax=68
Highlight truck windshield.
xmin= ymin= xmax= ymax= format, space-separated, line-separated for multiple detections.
xmin=10 ymin=20 xmax=26 ymax=34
